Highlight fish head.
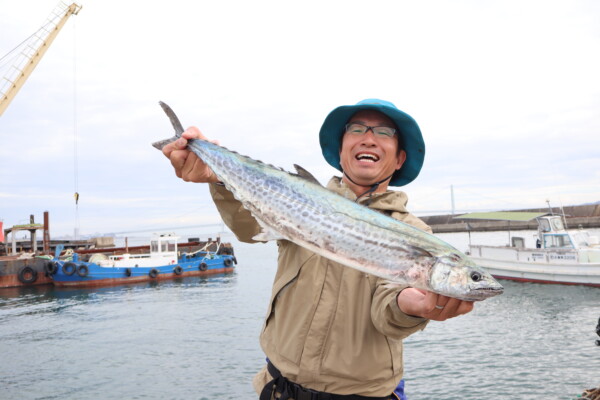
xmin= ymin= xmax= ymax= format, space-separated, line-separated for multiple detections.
xmin=429 ymin=254 xmax=504 ymax=301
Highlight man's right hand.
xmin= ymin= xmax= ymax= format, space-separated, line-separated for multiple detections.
xmin=162 ymin=126 xmax=221 ymax=183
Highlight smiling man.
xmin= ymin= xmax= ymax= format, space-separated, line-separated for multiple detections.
xmin=163 ymin=99 xmax=475 ymax=399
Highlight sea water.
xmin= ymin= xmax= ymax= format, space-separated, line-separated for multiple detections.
xmin=1 ymin=231 xmax=599 ymax=399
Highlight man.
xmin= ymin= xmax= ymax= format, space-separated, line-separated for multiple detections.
xmin=163 ymin=99 xmax=474 ymax=399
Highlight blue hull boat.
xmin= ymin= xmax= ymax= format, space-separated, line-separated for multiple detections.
xmin=47 ymin=234 xmax=236 ymax=287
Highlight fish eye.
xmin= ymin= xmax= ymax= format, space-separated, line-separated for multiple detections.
xmin=470 ymin=271 xmax=482 ymax=282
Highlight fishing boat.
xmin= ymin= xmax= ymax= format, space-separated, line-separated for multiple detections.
xmin=48 ymin=233 xmax=236 ymax=287
xmin=458 ymin=212 xmax=600 ymax=287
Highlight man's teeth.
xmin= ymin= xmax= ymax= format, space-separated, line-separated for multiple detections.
xmin=356 ymin=154 xmax=379 ymax=162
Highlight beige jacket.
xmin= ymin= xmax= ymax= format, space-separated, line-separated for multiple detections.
xmin=209 ymin=177 xmax=430 ymax=397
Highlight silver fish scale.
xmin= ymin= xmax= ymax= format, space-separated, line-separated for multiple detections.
xmin=187 ymin=139 xmax=460 ymax=287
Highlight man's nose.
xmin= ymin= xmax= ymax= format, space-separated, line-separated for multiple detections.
xmin=360 ymin=129 xmax=377 ymax=143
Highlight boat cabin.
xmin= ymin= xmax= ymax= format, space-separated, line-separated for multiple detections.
xmin=537 ymin=215 xmax=573 ymax=249
xmin=106 ymin=233 xmax=180 ymax=268
xmin=150 ymin=233 xmax=179 ymax=257
xmin=537 ymin=215 xmax=599 ymax=250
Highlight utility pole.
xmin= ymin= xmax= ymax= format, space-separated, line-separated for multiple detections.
xmin=451 ymin=185 xmax=456 ymax=215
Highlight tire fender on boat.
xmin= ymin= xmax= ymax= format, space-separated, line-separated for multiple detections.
xmin=76 ymin=264 xmax=89 ymax=277
xmin=149 ymin=269 xmax=159 ymax=278
xmin=124 ymin=268 xmax=132 ymax=277
xmin=62 ymin=262 xmax=77 ymax=276
xmin=45 ymin=261 xmax=58 ymax=275
xmin=173 ymin=266 xmax=183 ymax=275
xmin=199 ymin=262 xmax=208 ymax=271
xmin=17 ymin=266 xmax=38 ymax=284
xmin=224 ymin=258 xmax=233 ymax=267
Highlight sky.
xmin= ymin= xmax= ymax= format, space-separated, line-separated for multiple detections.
xmin=0 ymin=0 xmax=599 ymax=239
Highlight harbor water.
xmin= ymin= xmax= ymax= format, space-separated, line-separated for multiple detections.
xmin=1 ymin=230 xmax=599 ymax=399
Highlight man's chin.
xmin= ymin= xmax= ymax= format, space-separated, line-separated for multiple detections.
xmin=346 ymin=173 xmax=380 ymax=186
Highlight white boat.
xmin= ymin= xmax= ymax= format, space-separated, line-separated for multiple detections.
xmin=458 ymin=212 xmax=600 ymax=287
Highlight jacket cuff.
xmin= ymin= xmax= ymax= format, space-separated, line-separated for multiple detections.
xmin=391 ymin=290 xmax=428 ymax=328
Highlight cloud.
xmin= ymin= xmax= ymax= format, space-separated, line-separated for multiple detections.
xmin=1 ymin=0 xmax=599 ymax=236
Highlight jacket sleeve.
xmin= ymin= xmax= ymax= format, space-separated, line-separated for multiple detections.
xmin=208 ymin=183 xmax=263 ymax=243
xmin=370 ymin=280 xmax=429 ymax=339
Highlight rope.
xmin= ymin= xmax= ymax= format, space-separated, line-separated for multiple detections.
xmin=580 ymin=387 xmax=600 ymax=400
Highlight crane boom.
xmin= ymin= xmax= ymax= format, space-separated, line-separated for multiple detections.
xmin=0 ymin=2 xmax=82 ymax=117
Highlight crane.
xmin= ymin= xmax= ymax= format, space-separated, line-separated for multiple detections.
xmin=0 ymin=2 xmax=82 ymax=117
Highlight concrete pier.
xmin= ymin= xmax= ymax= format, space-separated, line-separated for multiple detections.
xmin=420 ymin=204 xmax=600 ymax=233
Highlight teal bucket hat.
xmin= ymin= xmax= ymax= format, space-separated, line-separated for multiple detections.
xmin=319 ymin=99 xmax=425 ymax=187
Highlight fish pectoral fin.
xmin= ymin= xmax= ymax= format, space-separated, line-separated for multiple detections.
xmin=253 ymin=230 xmax=284 ymax=242
xmin=252 ymin=220 xmax=285 ymax=242
xmin=292 ymin=164 xmax=323 ymax=186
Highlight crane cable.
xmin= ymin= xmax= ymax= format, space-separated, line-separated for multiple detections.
xmin=72 ymin=17 xmax=80 ymax=238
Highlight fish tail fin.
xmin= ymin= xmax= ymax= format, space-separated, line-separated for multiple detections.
xmin=151 ymin=136 xmax=179 ymax=150
xmin=152 ymin=101 xmax=185 ymax=150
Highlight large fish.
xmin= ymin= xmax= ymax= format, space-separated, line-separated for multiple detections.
xmin=153 ymin=102 xmax=503 ymax=301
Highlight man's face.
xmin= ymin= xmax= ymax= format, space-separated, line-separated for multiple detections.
xmin=339 ymin=110 xmax=406 ymax=187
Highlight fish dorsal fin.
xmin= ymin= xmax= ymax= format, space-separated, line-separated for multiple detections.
xmin=293 ymin=164 xmax=322 ymax=186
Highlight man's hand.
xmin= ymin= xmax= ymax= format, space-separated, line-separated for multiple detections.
xmin=397 ymin=288 xmax=474 ymax=321
xmin=162 ymin=126 xmax=220 ymax=183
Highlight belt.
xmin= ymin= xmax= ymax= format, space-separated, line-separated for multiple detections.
xmin=259 ymin=362 xmax=391 ymax=400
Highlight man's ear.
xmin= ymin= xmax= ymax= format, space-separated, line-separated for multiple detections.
xmin=396 ymin=150 xmax=407 ymax=170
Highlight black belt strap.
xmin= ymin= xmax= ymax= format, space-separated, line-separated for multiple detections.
xmin=260 ymin=362 xmax=391 ymax=400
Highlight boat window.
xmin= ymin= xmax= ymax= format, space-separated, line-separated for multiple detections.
xmin=550 ymin=218 xmax=564 ymax=231
xmin=511 ymin=237 xmax=525 ymax=248
xmin=151 ymin=241 xmax=158 ymax=252
xmin=572 ymin=231 xmax=590 ymax=247
xmin=168 ymin=242 xmax=176 ymax=252
xmin=538 ymin=218 xmax=551 ymax=232
xmin=543 ymin=234 xmax=574 ymax=249
xmin=161 ymin=242 xmax=168 ymax=252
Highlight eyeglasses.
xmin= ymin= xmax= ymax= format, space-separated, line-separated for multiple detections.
xmin=344 ymin=123 xmax=396 ymax=138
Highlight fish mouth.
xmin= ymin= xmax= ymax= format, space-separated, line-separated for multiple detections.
xmin=465 ymin=285 xmax=504 ymax=301
xmin=355 ymin=152 xmax=380 ymax=163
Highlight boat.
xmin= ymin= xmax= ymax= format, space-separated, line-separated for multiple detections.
xmin=0 ymin=255 xmax=54 ymax=288
xmin=0 ymin=216 xmax=54 ymax=288
xmin=0 ymin=232 xmax=232 ymax=289
xmin=458 ymin=212 xmax=600 ymax=287
xmin=48 ymin=233 xmax=237 ymax=287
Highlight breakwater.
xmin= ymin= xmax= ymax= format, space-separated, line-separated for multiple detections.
xmin=420 ymin=204 xmax=600 ymax=233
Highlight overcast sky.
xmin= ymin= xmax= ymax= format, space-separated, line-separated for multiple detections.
xmin=1 ymin=0 xmax=599 ymax=238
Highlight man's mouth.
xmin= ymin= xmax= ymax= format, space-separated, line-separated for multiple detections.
xmin=356 ymin=152 xmax=379 ymax=163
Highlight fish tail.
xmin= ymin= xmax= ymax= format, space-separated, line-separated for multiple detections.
xmin=151 ymin=136 xmax=179 ymax=150
xmin=152 ymin=101 xmax=185 ymax=150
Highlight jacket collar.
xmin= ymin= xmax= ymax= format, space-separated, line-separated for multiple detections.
xmin=326 ymin=176 xmax=410 ymax=214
